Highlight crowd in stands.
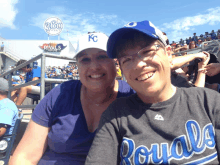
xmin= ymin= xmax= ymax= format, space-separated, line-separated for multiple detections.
xmin=166 ymin=29 xmax=220 ymax=55
xmin=45 ymin=64 xmax=79 ymax=79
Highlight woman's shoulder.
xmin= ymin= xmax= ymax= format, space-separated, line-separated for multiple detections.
xmin=117 ymin=80 xmax=136 ymax=98
xmin=40 ymin=80 xmax=81 ymax=105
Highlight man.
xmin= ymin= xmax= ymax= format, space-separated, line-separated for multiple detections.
xmin=192 ymin=33 xmax=198 ymax=42
xmin=114 ymin=59 xmax=122 ymax=80
xmin=211 ymin=30 xmax=217 ymax=40
xmin=86 ymin=20 xmax=220 ymax=164
xmin=11 ymin=59 xmax=47 ymax=106
xmin=0 ymin=78 xmax=18 ymax=138
xmin=1 ymin=42 xmax=4 ymax=52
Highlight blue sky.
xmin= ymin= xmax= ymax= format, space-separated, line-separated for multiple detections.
xmin=1 ymin=0 xmax=220 ymax=47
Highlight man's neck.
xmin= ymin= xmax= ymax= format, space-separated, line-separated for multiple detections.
xmin=137 ymin=84 xmax=176 ymax=104
xmin=0 ymin=95 xmax=7 ymax=101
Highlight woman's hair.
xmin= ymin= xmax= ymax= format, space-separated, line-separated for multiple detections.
xmin=114 ymin=30 xmax=158 ymax=58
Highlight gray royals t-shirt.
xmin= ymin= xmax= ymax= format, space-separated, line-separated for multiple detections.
xmin=86 ymin=87 xmax=220 ymax=165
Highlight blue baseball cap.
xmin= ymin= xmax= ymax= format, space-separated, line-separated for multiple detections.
xmin=107 ymin=20 xmax=167 ymax=59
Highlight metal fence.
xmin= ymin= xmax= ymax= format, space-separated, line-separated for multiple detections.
xmin=0 ymin=53 xmax=78 ymax=110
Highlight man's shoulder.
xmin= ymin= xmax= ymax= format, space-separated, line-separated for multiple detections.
xmin=0 ymin=98 xmax=17 ymax=109
xmin=102 ymin=94 xmax=137 ymax=119
xmin=178 ymin=87 xmax=220 ymax=101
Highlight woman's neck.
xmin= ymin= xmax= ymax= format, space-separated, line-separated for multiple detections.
xmin=82 ymin=80 xmax=118 ymax=105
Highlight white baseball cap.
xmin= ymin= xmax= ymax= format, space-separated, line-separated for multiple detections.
xmin=74 ymin=32 xmax=109 ymax=58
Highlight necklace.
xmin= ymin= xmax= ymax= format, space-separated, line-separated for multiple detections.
xmin=87 ymin=92 xmax=114 ymax=106
xmin=94 ymin=93 xmax=114 ymax=106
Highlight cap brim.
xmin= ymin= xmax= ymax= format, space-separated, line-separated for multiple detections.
xmin=74 ymin=46 xmax=107 ymax=58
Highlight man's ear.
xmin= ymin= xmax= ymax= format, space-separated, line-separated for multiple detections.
xmin=165 ymin=45 xmax=173 ymax=67
xmin=166 ymin=45 xmax=172 ymax=57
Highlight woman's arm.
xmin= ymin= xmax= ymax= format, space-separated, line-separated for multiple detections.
xmin=171 ymin=52 xmax=206 ymax=70
xmin=9 ymin=120 xmax=50 ymax=165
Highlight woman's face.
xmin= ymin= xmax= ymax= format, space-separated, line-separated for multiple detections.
xmin=190 ymin=42 xmax=196 ymax=49
xmin=77 ymin=48 xmax=116 ymax=91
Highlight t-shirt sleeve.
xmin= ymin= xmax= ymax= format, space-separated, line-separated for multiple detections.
xmin=33 ymin=67 xmax=41 ymax=78
xmin=0 ymin=107 xmax=15 ymax=126
xmin=31 ymin=85 xmax=61 ymax=127
xmin=85 ymin=104 xmax=121 ymax=165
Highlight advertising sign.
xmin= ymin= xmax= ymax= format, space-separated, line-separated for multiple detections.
xmin=39 ymin=43 xmax=67 ymax=52
xmin=43 ymin=17 xmax=63 ymax=36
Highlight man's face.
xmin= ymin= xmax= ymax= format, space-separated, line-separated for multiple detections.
xmin=119 ymin=40 xmax=172 ymax=99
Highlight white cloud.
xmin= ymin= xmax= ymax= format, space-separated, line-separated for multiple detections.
xmin=0 ymin=0 xmax=19 ymax=29
xmin=160 ymin=6 xmax=220 ymax=42
xmin=30 ymin=7 xmax=126 ymax=45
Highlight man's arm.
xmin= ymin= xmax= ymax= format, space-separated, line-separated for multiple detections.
xmin=32 ymin=77 xmax=39 ymax=86
xmin=0 ymin=108 xmax=14 ymax=137
xmin=0 ymin=125 xmax=7 ymax=137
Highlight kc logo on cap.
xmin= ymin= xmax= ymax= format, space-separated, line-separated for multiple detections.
xmin=88 ymin=34 xmax=98 ymax=42
xmin=124 ymin=22 xmax=137 ymax=27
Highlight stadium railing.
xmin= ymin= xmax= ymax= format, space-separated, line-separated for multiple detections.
xmin=0 ymin=53 xmax=78 ymax=116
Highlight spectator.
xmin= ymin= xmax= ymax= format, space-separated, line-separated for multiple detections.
xmin=211 ymin=30 xmax=217 ymax=40
xmin=11 ymin=60 xmax=47 ymax=106
xmin=192 ymin=33 xmax=198 ymax=42
xmin=217 ymin=33 xmax=220 ymax=40
xmin=19 ymin=73 xmax=25 ymax=84
xmin=189 ymin=41 xmax=196 ymax=49
xmin=1 ymin=42 xmax=4 ymax=52
xmin=0 ymin=78 xmax=18 ymax=138
xmin=186 ymin=38 xmax=190 ymax=45
xmin=179 ymin=38 xmax=184 ymax=46
xmin=114 ymin=59 xmax=122 ymax=80
xmin=86 ymin=20 xmax=220 ymax=165
xmin=197 ymin=39 xmax=203 ymax=47
xmin=205 ymin=63 xmax=220 ymax=77
xmin=162 ymin=32 xmax=169 ymax=45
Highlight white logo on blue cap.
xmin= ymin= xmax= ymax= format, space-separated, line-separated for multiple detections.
xmin=88 ymin=34 xmax=98 ymax=42
xmin=124 ymin=22 xmax=137 ymax=27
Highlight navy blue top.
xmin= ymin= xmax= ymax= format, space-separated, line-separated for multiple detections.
xmin=32 ymin=80 xmax=135 ymax=165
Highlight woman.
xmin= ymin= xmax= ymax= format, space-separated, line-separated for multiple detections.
xmin=9 ymin=32 xmax=135 ymax=165
xmin=189 ymin=41 xmax=197 ymax=49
